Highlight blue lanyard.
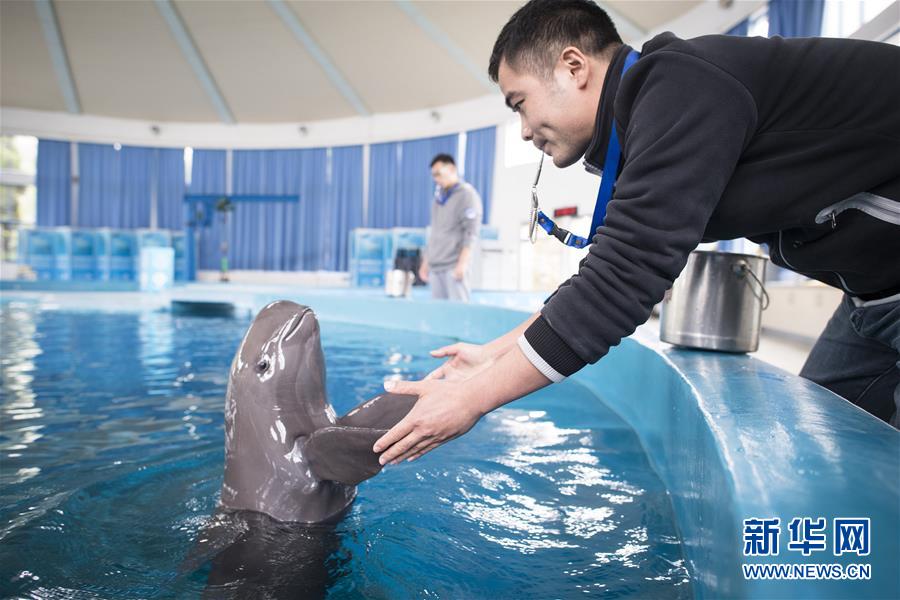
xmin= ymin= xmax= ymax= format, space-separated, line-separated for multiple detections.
xmin=537 ymin=49 xmax=641 ymax=249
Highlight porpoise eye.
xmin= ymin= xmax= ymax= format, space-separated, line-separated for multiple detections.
xmin=256 ymin=358 xmax=270 ymax=373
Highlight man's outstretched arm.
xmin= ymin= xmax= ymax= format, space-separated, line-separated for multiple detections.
xmin=424 ymin=311 xmax=540 ymax=380
xmin=373 ymin=341 xmax=551 ymax=464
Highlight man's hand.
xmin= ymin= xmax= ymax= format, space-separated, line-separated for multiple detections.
xmin=418 ymin=262 xmax=429 ymax=283
xmin=452 ymin=263 xmax=465 ymax=281
xmin=373 ymin=378 xmax=483 ymax=464
xmin=373 ymin=345 xmax=552 ymax=465
xmin=425 ymin=342 xmax=495 ymax=381
xmin=452 ymin=246 xmax=470 ymax=281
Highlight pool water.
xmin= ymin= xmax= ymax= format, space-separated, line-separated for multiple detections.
xmin=0 ymin=300 xmax=691 ymax=598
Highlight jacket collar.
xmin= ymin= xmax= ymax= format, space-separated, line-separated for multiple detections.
xmin=435 ymin=180 xmax=462 ymax=205
xmin=582 ymin=33 xmax=679 ymax=175
xmin=582 ymin=44 xmax=633 ymax=175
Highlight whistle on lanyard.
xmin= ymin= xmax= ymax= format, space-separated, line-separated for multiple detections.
xmin=529 ymin=152 xmax=587 ymax=248
xmin=528 ymin=49 xmax=641 ymax=249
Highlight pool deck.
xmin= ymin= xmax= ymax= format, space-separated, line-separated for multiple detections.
xmin=2 ymin=281 xmax=897 ymax=598
xmin=1 ymin=279 xmax=813 ymax=372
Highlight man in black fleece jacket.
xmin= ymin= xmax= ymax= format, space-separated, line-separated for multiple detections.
xmin=373 ymin=0 xmax=900 ymax=464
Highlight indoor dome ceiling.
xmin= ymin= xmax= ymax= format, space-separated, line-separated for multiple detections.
xmin=1 ymin=0 xmax=702 ymax=124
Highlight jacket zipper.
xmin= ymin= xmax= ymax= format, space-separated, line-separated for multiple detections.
xmin=815 ymin=192 xmax=900 ymax=228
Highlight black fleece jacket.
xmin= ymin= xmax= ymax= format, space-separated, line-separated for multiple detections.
xmin=524 ymin=32 xmax=900 ymax=378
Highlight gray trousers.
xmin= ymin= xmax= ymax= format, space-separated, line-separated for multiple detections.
xmin=430 ymin=267 xmax=470 ymax=302
xmin=800 ymin=294 xmax=900 ymax=427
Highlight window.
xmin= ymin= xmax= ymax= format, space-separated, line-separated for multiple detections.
xmin=184 ymin=146 xmax=193 ymax=188
xmin=822 ymin=0 xmax=895 ymax=39
xmin=0 ymin=136 xmax=38 ymax=261
xmin=747 ymin=6 xmax=769 ymax=37
xmin=504 ymin=118 xmax=540 ymax=168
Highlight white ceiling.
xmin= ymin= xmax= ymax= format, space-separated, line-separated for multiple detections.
xmin=1 ymin=0 xmax=708 ymax=125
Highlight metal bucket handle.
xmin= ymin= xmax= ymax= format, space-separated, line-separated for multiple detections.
xmin=732 ymin=260 xmax=770 ymax=310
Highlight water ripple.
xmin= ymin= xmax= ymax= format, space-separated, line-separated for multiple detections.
xmin=0 ymin=304 xmax=691 ymax=598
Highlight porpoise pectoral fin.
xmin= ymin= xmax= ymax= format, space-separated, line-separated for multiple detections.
xmin=305 ymin=427 xmax=389 ymax=486
xmin=304 ymin=393 xmax=418 ymax=486
xmin=336 ymin=393 xmax=418 ymax=429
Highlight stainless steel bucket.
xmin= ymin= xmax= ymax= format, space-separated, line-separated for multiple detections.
xmin=660 ymin=250 xmax=769 ymax=352
xmin=385 ymin=269 xmax=413 ymax=298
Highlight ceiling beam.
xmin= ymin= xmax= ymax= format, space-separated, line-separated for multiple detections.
xmin=849 ymin=0 xmax=900 ymax=42
xmin=154 ymin=0 xmax=235 ymax=124
xmin=393 ymin=0 xmax=495 ymax=93
xmin=267 ymin=0 xmax=370 ymax=117
xmin=34 ymin=0 xmax=81 ymax=114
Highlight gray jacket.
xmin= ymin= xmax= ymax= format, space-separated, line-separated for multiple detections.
xmin=426 ymin=181 xmax=482 ymax=270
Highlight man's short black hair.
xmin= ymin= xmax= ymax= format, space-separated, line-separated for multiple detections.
xmin=430 ymin=153 xmax=456 ymax=168
xmin=488 ymin=0 xmax=622 ymax=83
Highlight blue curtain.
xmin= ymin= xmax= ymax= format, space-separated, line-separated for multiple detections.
xmin=324 ymin=146 xmax=363 ymax=271
xmin=230 ymin=149 xmax=329 ymax=271
xmin=231 ymin=149 xmax=298 ymax=271
xmin=726 ymin=19 xmax=749 ymax=36
xmin=769 ymin=0 xmax=824 ymax=37
xmin=367 ymin=142 xmax=401 ymax=228
xmin=190 ymin=149 xmax=227 ymax=194
xmin=190 ymin=149 xmax=227 ymax=270
xmin=232 ymin=151 xmax=275 ymax=271
xmin=297 ymin=149 xmax=329 ymax=271
xmin=464 ymin=126 xmax=495 ymax=224
xmin=368 ymin=133 xmax=459 ymax=228
xmin=77 ymin=143 xmax=118 ymax=228
xmin=36 ymin=139 xmax=71 ymax=226
xmin=78 ymin=143 xmax=152 ymax=229
xmin=78 ymin=143 xmax=121 ymax=227
xmin=156 ymin=148 xmax=185 ymax=230
xmin=119 ymin=146 xmax=153 ymax=229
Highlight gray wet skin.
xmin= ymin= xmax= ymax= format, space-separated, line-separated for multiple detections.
xmin=220 ymin=300 xmax=417 ymax=523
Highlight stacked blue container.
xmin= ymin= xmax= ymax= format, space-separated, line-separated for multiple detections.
xmin=136 ymin=230 xmax=173 ymax=291
xmin=137 ymin=229 xmax=171 ymax=250
xmin=171 ymin=232 xmax=187 ymax=281
xmin=139 ymin=247 xmax=175 ymax=292
xmin=69 ymin=230 xmax=98 ymax=280
xmin=387 ymin=227 xmax=426 ymax=272
xmin=96 ymin=229 xmax=138 ymax=281
xmin=16 ymin=227 xmax=189 ymax=283
xmin=349 ymin=228 xmax=390 ymax=287
xmin=18 ymin=228 xmax=71 ymax=280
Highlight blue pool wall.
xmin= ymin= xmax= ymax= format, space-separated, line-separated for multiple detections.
xmin=3 ymin=286 xmax=897 ymax=598
xmin=269 ymin=291 xmax=898 ymax=599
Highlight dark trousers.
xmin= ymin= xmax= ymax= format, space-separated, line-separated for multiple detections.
xmin=800 ymin=294 xmax=900 ymax=427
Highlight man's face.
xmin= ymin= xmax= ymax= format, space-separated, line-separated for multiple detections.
xmin=431 ymin=162 xmax=458 ymax=189
xmin=498 ymin=53 xmax=600 ymax=168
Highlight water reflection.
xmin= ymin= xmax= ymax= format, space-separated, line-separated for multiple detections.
xmin=0 ymin=308 xmax=690 ymax=598
xmin=1 ymin=303 xmax=43 ymax=435
xmin=449 ymin=407 xmax=659 ymax=579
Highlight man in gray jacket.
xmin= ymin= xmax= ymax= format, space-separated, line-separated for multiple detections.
xmin=420 ymin=154 xmax=483 ymax=302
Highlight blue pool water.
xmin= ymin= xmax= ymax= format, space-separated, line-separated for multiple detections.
xmin=0 ymin=300 xmax=691 ymax=598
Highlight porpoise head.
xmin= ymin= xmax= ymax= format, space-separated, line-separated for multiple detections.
xmin=220 ymin=300 xmax=355 ymax=523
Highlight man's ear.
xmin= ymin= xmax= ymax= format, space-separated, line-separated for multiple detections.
xmin=558 ymin=46 xmax=591 ymax=89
